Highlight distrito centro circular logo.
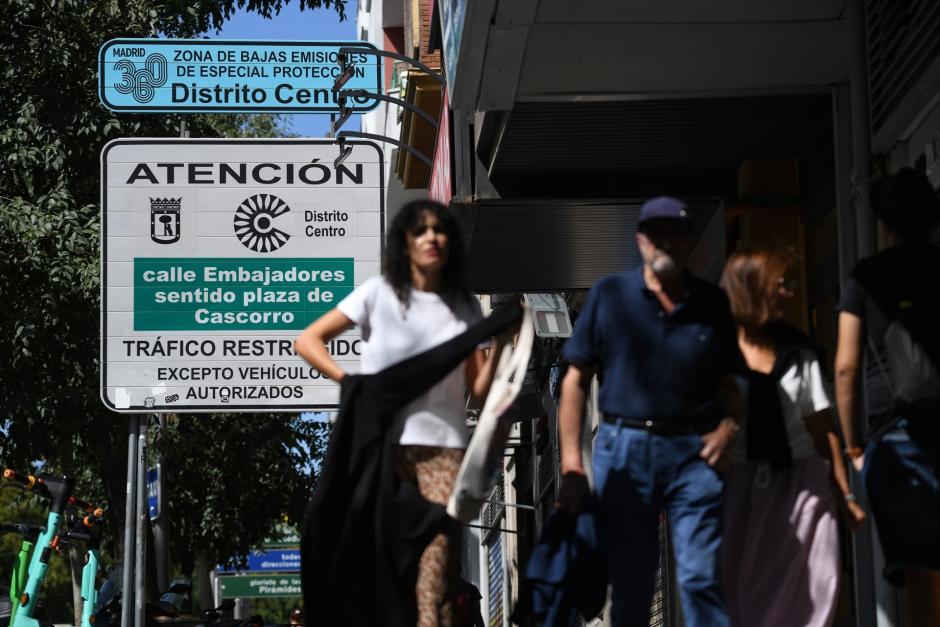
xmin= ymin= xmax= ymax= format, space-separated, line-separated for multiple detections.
xmin=233 ymin=194 xmax=291 ymax=253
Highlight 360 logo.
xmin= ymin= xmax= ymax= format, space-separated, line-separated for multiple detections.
xmin=233 ymin=194 xmax=292 ymax=253
xmin=113 ymin=54 xmax=168 ymax=103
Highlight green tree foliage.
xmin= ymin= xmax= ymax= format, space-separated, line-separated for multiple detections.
xmin=199 ymin=112 xmax=295 ymax=139
xmin=251 ymin=596 xmax=302 ymax=622
xmin=0 ymin=0 xmax=341 ymax=609
xmin=157 ymin=413 xmax=328 ymax=573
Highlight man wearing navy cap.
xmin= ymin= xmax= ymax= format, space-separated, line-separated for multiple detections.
xmin=558 ymin=196 xmax=742 ymax=627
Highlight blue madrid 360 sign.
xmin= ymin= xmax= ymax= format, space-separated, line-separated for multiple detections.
xmin=98 ymin=39 xmax=381 ymax=113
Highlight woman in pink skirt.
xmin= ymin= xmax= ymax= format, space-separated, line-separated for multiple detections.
xmin=719 ymin=250 xmax=866 ymax=627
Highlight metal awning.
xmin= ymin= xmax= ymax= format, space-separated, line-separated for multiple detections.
xmin=480 ymin=94 xmax=833 ymax=199
xmin=396 ymin=72 xmax=443 ymax=188
xmin=456 ymin=0 xmax=848 ymax=112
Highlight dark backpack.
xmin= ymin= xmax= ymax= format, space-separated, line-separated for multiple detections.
xmin=870 ymin=297 xmax=940 ymax=406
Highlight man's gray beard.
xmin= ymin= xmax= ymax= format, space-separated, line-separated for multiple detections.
xmin=650 ymin=254 xmax=680 ymax=278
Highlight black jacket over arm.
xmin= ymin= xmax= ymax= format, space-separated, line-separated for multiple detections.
xmin=302 ymin=302 xmax=522 ymax=627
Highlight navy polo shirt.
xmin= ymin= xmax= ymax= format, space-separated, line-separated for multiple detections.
xmin=563 ymin=267 xmax=743 ymax=426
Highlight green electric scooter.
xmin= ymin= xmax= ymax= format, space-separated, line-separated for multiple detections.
xmin=3 ymin=469 xmax=105 ymax=627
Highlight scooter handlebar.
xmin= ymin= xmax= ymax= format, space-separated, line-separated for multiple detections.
xmin=68 ymin=495 xmax=106 ymax=524
xmin=3 ymin=469 xmax=37 ymax=489
xmin=82 ymin=509 xmax=105 ymax=527
xmin=0 ymin=522 xmax=43 ymax=542
xmin=69 ymin=495 xmax=98 ymax=513
xmin=2 ymin=469 xmax=51 ymax=500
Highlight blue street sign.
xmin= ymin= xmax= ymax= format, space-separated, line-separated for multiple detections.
xmin=218 ymin=548 xmax=301 ymax=574
xmin=146 ymin=466 xmax=160 ymax=520
xmin=98 ymin=39 xmax=381 ymax=113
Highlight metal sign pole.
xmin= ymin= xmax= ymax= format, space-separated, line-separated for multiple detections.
xmin=134 ymin=415 xmax=149 ymax=626
xmin=121 ymin=416 xmax=139 ymax=627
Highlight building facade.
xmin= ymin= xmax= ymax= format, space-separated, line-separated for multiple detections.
xmin=355 ymin=1 xmax=940 ymax=625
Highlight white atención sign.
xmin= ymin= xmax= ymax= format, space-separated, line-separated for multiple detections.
xmin=101 ymin=139 xmax=384 ymax=412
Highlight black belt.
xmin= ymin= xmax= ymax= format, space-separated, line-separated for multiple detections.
xmin=602 ymin=415 xmax=697 ymax=436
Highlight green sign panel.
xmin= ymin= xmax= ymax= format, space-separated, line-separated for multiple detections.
xmin=134 ymin=257 xmax=353 ymax=330
xmin=218 ymin=574 xmax=302 ymax=599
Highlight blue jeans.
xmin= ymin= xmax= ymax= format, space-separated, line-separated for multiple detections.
xmin=861 ymin=419 xmax=940 ymax=584
xmin=593 ymin=421 xmax=729 ymax=627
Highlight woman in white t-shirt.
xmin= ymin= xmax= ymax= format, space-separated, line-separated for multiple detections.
xmin=295 ymin=200 xmax=510 ymax=627
xmin=718 ymin=250 xmax=866 ymax=627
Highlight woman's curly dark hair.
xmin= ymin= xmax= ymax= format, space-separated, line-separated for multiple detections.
xmin=384 ymin=200 xmax=473 ymax=311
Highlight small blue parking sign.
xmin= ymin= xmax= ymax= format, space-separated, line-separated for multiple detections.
xmin=147 ymin=466 xmax=160 ymax=520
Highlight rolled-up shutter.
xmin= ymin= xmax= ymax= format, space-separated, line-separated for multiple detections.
xmin=867 ymin=1 xmax=940 ymax=134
